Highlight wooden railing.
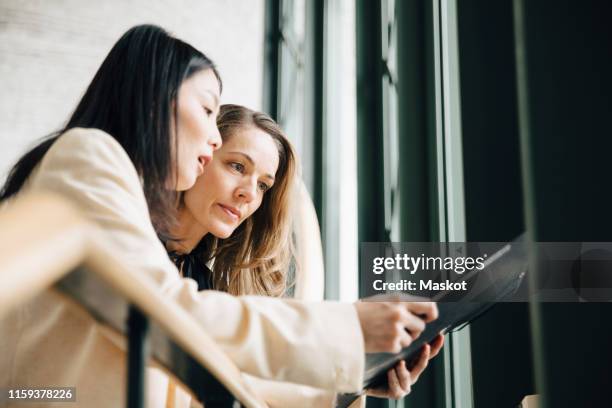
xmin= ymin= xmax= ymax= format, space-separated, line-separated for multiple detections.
xmin=0 ymin=192 xmax=267 ymax=408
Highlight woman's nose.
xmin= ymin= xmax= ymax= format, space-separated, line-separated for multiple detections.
xmin=236 ymin=181 xmax=256 ymax=203
xmin=209 ymin=126 xmax=222 ymax=151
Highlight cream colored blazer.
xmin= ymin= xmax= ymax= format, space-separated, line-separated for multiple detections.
xmin=0 ymin=128 xmax=364 ymax=407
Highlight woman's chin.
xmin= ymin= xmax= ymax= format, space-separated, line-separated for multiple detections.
xmin=210 ymin=224 xmax=235 ymax=239
xmin=174 ymin=172 xmax=197 ymax=191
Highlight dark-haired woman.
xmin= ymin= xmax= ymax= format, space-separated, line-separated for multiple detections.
xmin=0 ymin=25 xmax=438 ymax=407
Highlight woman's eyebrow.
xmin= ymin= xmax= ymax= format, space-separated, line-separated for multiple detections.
xmin=228 ymin=151 xmax=275 ymax=181
xmin=201 ymin=89 xmax=220 ymax=106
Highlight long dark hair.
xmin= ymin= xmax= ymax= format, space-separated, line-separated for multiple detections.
xmin=0 ymin=24 xmax=221 ymax=235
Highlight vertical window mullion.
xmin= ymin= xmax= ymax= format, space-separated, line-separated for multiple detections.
xmin=439 ymin=0 xmax=473 ymax=407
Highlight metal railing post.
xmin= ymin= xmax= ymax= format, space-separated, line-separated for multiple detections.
xmin=127 ymin=306 xmax=149 ymax=408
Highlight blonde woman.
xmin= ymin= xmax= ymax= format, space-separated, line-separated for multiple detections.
xmin=167 ymin=104 xmax=295 ymax=298
xmin=166 ymin=104 xmax=444 ymax=406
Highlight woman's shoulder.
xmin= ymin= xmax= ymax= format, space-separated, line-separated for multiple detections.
xmin=54 ymin=127 xmax=131 ymax=162
xmin=25 ymin=126 xmax=153 ymax=240
xmin=41 ymin=127 xmax=138 ymax=179
xmin=28 ymin=127 xmax=143 ymax=198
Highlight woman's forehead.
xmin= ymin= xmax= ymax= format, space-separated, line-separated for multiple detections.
xmin=222 ymin=127 xmax=279 ymax=174
xmin=185 ymin=69 xmax=221 ymax=101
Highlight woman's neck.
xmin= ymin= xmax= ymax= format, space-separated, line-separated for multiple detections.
xmin=167 ymin=207 xmax=208 ymax=254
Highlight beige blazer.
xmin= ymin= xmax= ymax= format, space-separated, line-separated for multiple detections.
xmin=0 ymin=128 xmax=364 ymax=407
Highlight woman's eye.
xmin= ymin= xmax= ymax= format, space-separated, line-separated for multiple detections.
xmin=258 ymin=182 xmax=270 ymax=192
xmin=229 ymin=162 xmax=244 ymax=173
xmin=203 ymin=107 xmax=213 ymax=116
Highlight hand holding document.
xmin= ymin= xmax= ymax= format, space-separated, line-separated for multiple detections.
xmin=365 ymin=333 xmax=444 ymax=400
xmin=351 ymin=295 xmax=442 ymax=400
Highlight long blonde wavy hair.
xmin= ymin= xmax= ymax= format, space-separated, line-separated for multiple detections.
xmin=195 ymin=104 xmax=297 ymax=297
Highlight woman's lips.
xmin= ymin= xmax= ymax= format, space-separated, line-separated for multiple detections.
xmin=218 ymin=204 xmax=240 ymax=220
xmin=199 ymin=155 xmax=212 ymax=166
xmin=197 ymin=155 xmax=212 ymax=175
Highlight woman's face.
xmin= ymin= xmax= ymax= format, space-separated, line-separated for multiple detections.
xmin=183 ymin=126 xmax=280 ymax=239
xmin=174 ymin=68 xmax=222 ymax=191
